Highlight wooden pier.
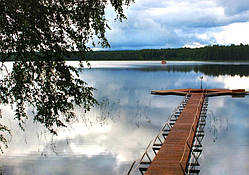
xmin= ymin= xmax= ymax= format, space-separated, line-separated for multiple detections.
xmin=143 ymin=88 xmax=248 ymax=175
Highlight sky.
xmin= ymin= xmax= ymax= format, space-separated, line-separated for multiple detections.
xmin=101 ymin=0 xmax=249 ymax=50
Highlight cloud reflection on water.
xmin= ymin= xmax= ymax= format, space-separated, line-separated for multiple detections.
xmin=200 ymin=96 xmax=249 ymax=175
xmin=1 ymin=61 xmax=249 ymax=175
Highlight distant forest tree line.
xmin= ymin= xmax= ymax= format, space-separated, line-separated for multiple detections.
xmin=81 ymin=44 xmax=249 ymax=61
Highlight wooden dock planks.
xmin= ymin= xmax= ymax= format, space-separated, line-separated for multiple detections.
xmin=145 ymin=93 xmax=205 ymax=175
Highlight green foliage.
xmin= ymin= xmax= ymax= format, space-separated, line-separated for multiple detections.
xmin=0 ymin=0 xmax=134 ymax=152
xmin=0 ymin=0 xmax=133 ymax=58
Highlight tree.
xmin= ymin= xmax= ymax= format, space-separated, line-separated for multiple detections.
xmin=0 ymin=0 xmax=134 ymax=152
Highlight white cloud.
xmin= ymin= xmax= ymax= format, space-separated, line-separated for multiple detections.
xmin=213 ymin=22 xmax=249 ymax=45
xmin=103 ymin=0 xmax=249 ymax=49
xmin=184 ymin=42 xmax=206 ymax=48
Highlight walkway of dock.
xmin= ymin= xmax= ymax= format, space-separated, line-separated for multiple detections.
xmin=145 ymin=93 xmax=205 ymax=175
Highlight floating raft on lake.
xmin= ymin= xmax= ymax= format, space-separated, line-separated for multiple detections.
xmin=128 ymin=88 xmax=248 ymax=175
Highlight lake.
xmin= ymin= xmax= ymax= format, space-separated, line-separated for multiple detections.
xmin=0 ymin=61 xmax=249 ymax=175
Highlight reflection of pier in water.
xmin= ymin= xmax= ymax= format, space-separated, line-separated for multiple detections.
xmin=128 ymin=88 xmax=248 ymax=175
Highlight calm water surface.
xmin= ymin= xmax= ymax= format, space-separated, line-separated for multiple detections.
xmin=0 ymin=61 xmax=249 ymax=175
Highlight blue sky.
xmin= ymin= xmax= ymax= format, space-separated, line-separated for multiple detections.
xmin=98 ymin=0 xmax=249 ymax=50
